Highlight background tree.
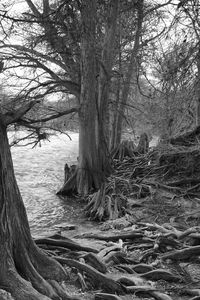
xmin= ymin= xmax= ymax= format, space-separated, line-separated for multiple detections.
xmin=0 ymin=0 xmax=122 ymax=195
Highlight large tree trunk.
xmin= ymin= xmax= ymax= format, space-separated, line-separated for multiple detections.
xmin=76 ymin=0 xmax=103 ymax=195
xmin=58 ymin=0 xmax=118 ymax=196
xmin=0 ymin=117 xmax=68 ymax=300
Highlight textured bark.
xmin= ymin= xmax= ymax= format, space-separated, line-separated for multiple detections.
xmin=97 ymin=0 xmax=119 ymax=168
xmin=0 ymin=116 xmax=68 ymax=300
xmin=76 ymin=0 xmax=102 ymax=195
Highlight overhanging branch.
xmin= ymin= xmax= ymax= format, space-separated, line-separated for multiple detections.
xmin=4 ymin=100 xmax=40 ymax=125
xmin=21 ymin=106 xmax=80 ymax=125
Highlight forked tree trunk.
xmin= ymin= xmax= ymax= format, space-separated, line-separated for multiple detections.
xmin=0 ymin=117 xmax=68 ymax=300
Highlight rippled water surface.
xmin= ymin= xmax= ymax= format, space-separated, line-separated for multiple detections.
xmin=9 ymin=131 xmax=93 ymax=237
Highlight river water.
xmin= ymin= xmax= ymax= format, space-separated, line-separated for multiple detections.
xmin=10 ymin=131 xmax=159 ymax=237
xmin=9 ymin=131 xmax=93 ymax=237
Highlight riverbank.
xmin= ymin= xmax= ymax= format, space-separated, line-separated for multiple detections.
xmin=7 ymin=130 xmax=200 ymax=300
xmin=31 ymin=144 xmax=200 ymax=300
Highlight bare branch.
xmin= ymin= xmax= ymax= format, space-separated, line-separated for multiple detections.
xmin=23 ymin=106 xmax=79 ymax=124
xmin=25 ymin=0 xmax=41 ymax=18
xmin=4 ymin=100 xmax=40 ymax=125
xmin=0 ymin=43 xmax=67 ymax=71
xmin=144 ymin=0 xmax=173 ymax=17
xmin=43 ymin=0 xmax=50 ymax=17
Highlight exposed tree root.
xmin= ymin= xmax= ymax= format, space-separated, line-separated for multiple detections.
xmin=111 ymin=140 xmax=136 ymax=160
xmin=140 ymin=269 xmax=181 ymax=282
xmin=78 ymin=230 xmax=143 ymax=241
xmin=161 ymin=245 xmax=200 ymax=261
xmin=85 ymin=181 xmax=128 ymax=221
xmin=132 ymin=263 xmax=154 ymax=273
xmin=35 ymin=237 xmax=98 ymax=253
xmin=0 ymin=268 xmax=53 ymax=300
xmin=30 ymin=220 xmax=200 ymax=300
xmin=0 ymin=238 xmax=80 ymax=300
xmin=53 ymin=257 xmax=124 ymax=294
xmin=94 ymin=292 xmax=122 ymax=300
xmin=83 ymin=253 xmax=107 ymax=273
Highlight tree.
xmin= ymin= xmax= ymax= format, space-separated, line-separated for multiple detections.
xmin=109 ymin=0 xmax=173 ymax=149
xmin=0 ymin=97 xmax=79 ymax=299
xmin=142 ymin=0 xmax=200 ymax=138
xmin=177 ymin=0 xmax=200 ymax=126
xmin=0 ymin=0 xmax=121 ymax=195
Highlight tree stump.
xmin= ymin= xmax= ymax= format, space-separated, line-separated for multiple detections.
xmin=64 ymin=163 xmax=77 ymax=183
xmin=136 ymin=133 xmax=149 ymax=154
